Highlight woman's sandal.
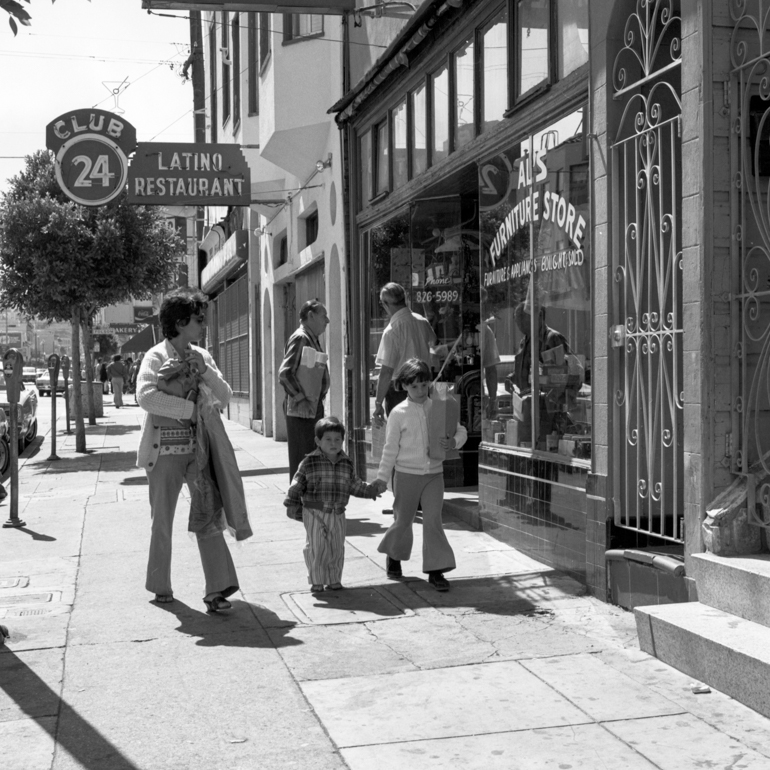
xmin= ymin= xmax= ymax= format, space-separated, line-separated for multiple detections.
xmin=326 ymin=583 xmax=343 ymax=590
xmin=203 ymin=594 xmax=232 ymax=613
xmin=154 ymin=594 xmax=174 ymax=604
xmin=310 ymin=584 xmax=324 ymax=592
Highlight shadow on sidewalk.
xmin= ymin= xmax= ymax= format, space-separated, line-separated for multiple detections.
xmin=345 ymin=517 xmax=388 ymax=538
xmin=154 ymin=599 xmax=303 ymax=649
xmin=0 ymin=650 xmax=141 ymax=769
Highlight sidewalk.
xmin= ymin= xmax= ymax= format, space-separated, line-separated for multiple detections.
xmin=3 ymin=401 xmax=770 ymax=769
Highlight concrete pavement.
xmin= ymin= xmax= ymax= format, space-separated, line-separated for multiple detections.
xmin=3 ymin=399 xmax=770 ymax=769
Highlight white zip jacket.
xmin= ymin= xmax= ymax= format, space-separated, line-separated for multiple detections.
xmin=377 ymin=397 xmax=467 ymax=482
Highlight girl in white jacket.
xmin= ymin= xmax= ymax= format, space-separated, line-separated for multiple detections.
xmin=375 ymin=358 xmax=467 ymax=591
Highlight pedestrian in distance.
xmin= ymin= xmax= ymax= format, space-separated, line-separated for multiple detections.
xmin=98 ymin=358 xmax=109 ymax=394
xmin=279 ymin=299 xmax=330 ymax=481
xmin=136 ymin=290 xmax=241 ymax=613
xmin=107 ymin=354 xmax=127 ymax=408
xmin=375 ymin=358 xmax=467 ymax=592
xmin=284 ymin=417 xmax=382 ymax=592
xmin=131 ymin=352 xmax=144 ymax=403
xmin=124 ymin=357 xmax=134 ymax=394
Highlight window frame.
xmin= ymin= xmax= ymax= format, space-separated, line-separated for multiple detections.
xmin=232 ymin=13 xmax=241 ymax=129
xmin=259 ymin=13 xmax=271 ymax=72
xmin=247 ymin=13 xmax=259 ymax=116
xmin=208 ymin=21 xmax=218 ymax=142
xmin=282 ymin=13 xmax=324 ymax=44
xmin=222 ymin=11 xmax=231 ymax=125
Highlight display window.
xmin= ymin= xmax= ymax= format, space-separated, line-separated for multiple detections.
xmin=363 ymin=198 xmax=482 ymax=424
xmin=479 ymin=107 xmax=591 ymax=460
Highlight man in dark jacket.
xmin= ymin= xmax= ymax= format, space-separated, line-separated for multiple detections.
xmin=278 ymin=300 xmax=330 ymax=480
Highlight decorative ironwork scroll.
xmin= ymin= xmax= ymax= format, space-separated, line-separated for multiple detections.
xmin=611 ymin=0 xmax=683 ymax=541
xmin=730 ymin=0 xmax=770 ymax=527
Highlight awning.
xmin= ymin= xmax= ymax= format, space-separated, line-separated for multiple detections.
xmin=121 ymin=325 xmax=157 ymax=355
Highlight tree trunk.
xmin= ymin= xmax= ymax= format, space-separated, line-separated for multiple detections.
xmin=71 ymin=308 xmax=85 ymax=453
xmin=80 ymin=311 xmax=96 ymax=425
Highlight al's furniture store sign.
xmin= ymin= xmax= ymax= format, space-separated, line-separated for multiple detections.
xmin=127 ymin=143 xmax=251 ymax=206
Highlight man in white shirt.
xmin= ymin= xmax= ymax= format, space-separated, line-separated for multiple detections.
xmin=372 ymin=282 xmax=436 ymax=426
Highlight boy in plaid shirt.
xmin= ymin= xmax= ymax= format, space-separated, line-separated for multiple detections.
xmin=285 ymin=417 xmax=384 ymax=592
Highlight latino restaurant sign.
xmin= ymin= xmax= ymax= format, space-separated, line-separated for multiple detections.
xmin=46 ymin=109 xmax=137 ymax=207
xmin=127 ymin=143 xmax=251 ymax=206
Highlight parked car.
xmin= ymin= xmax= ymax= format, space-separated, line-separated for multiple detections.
xmin=21 ymin=367 xmax=38 ymax=383
xmin=36 ymin=371 xmax=66 ymax=397
xmin=0 ymin=380 xmax=38 ymax=458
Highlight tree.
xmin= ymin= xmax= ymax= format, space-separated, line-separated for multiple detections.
xmin=1 ymin=0 xmax=70 ymax=36
xmin=0 ymin=150 xmax=183 ymax=452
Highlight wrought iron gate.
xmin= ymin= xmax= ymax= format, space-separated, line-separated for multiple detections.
xmin=610 ymin=0 xmax=684 ymax=541
xmin=730 ymin=2 xmax=770 ymax=518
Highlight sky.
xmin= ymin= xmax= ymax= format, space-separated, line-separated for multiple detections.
xmin=0 ymin=0 xmax=193 ymax=193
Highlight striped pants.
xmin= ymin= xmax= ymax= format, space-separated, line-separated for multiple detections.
xmin=303 ymin=508 xmax=346 ymax=585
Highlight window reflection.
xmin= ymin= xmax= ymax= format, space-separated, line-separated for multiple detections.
xmin=483 ymin=9 xmax=508 ymax=132
xmin=432 ymin=66 xmax=450 ymax=163
xmin=455 ymin=39 xmax=475 ymax=149
xmin=557 ymin=0 xmax=588 ymax=78
xmin=479 ymin=108 xmax=590 ymax=460
xmin=412 ymin=83 xmax=428 ymax=176
xmin=393 ymin=100 xmax=408 ymax=189
xmin=376 ymin=121 xmax=389 ymax=195
xmin=359 ymin=130 xmax=372 ymax=209
xmin=517 ymin=0 xmax=549 ymax=97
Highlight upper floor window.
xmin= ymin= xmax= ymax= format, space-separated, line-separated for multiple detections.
xmin=259 ymin=13 xmax=271 ymax=69
xmin=283 ymin=14 xmax=323 ymax=42
xmin=248 ymin=13 xmax=259 ymax=115
xmin=232 ymin=14 xmax=241 ymax=127
xmin=431 ymin=65 xmax=449 ymax=164
xmin=208 ymin=22 xmax=218 ymax=142
xmin=222 ymin=11 xmax=231 ymax=123
xmin=392 ymin=100 xmax=408 ymax=189
xmin=374 ymin=120 xmax=389 ymax=196
xmin=454 ymin=37 xmax=475 ymax=149
xmin=482 ymin=7 xmax=508 ymax=133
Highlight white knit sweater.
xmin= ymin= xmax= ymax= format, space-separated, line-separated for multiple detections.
xmin=377 ymin=397 xmax=468 ymax=482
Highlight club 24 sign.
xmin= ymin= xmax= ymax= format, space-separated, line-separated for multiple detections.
xmin=46 ymin=109 xmax=137 ymax=207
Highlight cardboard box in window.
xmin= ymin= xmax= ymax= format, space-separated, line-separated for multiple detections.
xmin=541 ymin=345 xmax=565 ymax=366
xmin=512 ymin=391 xmax=531 ymax=422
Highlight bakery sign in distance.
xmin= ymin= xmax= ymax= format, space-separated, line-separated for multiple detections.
xmin=127 ymin=143 xmax=251 ymax=206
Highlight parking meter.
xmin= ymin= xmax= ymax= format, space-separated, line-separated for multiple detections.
xmin=47 ymin=354 xmax=61 ymax=461
xmin=2 ymin=348 xmax=25 ymax=529
xmin=61 ymin=355 xmax=71 ymax=434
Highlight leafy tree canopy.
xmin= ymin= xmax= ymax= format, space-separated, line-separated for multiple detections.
xmin=0 ymin=150 xmax=184 ymax=323
xmin=0 ymin=0 xmax=72 ymax=36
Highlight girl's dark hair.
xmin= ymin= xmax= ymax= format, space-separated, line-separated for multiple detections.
xmin=315 ymin=416 xmax=345 ymax=440
xmin=160 ymin=290 xmax=209 ymax=340
xmin=394 ymin=358 xmax=431 ymax=390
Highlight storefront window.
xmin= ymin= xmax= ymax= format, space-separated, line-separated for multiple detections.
xmin=412 ymin=83 xmax=428 ymax=176
xmin=517 ymin=0 xmax=550 ymax=97
xmin=393 ymin=100 xmax=408 ymax=189
xmin=479 ymin=108 xmax=590 ymax=460
xmin=557 ymin=0 xmax=588 ymax=79
xmin=455 ymin=39 xmax=475 ymax=149
xmin=359 ymin=129 xmax=372 ymax=209
xmin=482 ymin=8 xmax=508 ymax=132
xmin=432 ymin=65 xmax=450 ymax=163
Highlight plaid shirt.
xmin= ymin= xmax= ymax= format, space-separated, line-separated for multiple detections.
xmin=284 ymin=449 xmax=377 ymax=516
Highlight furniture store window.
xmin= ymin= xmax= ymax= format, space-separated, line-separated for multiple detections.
xmin=393 ymin=100 xmax=408 ymax=189
xmin=375 ymin=120 xmax=389 ymax=196
xmin=432 ymin=64 xmax=450 ymax=164
xmin=455 ymin=37 xmax=475 ymax=149
xmin=411 ymin=83 xmax=428 ymax=177
xmin=479 ymin=107 xmax=590 ymax=460
xmin=359 ymin=129 xmax=372 ymax=209
xmin=482 ymin=7 xmax=508 ymax=132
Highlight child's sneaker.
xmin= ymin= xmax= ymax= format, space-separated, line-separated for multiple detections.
xmin=428 ymin=572 xmax=450 ymax=592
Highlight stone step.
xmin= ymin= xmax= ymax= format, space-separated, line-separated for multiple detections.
xmin=691 ymin=552 xmax=770 ymax=629
xmin=635 ymin=601 xmax=770 ymax=719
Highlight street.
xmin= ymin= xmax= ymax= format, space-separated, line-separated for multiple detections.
xmin=2 ymin=396 xmax=770 ymax=769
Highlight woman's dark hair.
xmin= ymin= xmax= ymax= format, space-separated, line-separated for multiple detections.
xmin=394 ymin=358 xmax=431 ymax=390
xmin=160 ymin=290 xmax=209 ymax=340
xmin=314 ymin=416 xmax=345 ymax=440
xmin=112 ymin=354 xmax=122 ymax=362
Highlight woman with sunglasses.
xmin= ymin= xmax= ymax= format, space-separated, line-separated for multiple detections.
xmin=136 ymin=290 xmax=240 ymax=612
